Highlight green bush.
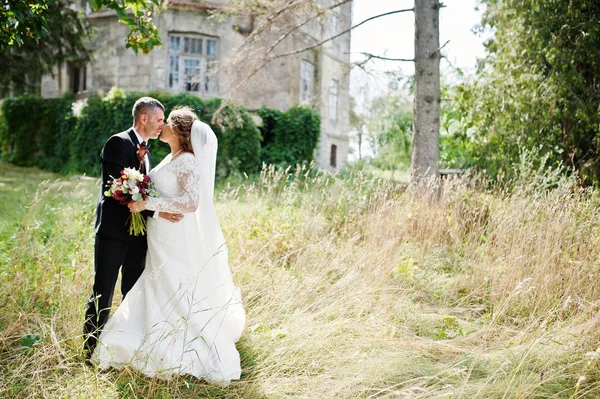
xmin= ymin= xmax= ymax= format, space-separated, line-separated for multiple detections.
xmin=0 ymin=94 xmax=75 ymax=172
xmin=69 ymin=90 xmax=263 ymax=177
xmin=197 ymin=97 xmax=262 ymax=177
xmin=258 ymin=105 xmax=320 ymax=168
xmin=1 ymin=90 xmax=320 ymax=177
xmin=1 ymin=89 xmax=264 ymax=177
xmin=0 ymin=110 xmax=6 ymax=159
xmin=68 ymin=93 xmax=119 ymax=176
xmin=1 ymin=95 xmax=45 ymax=167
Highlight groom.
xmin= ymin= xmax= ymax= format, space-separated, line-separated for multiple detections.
xmin=83 ymin=97 xmax=182 ymax=356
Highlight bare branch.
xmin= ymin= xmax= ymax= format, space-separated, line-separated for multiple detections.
xmin=359 ymin=52 xmax=414 ymax=62
xmin=274 ymin=8 xmax=415 ymax=59
xmin=231 ymin=7 xmax=415 ymax=91
xmin=214 ymin=2 xmax=415 ymax=123
xmin=349 ymin=58 xmax=380 ymax=79
xmin=263 ymin=0 xmax=352 ymax=63
xmin=429 ymin=39 xmax=450 ymax=57
xmin=441 ymin=54 xmax=456 ymax=70
xmin=240 ymin=0 xmax=301 ymax=46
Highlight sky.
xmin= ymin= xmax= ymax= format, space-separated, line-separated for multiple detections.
xmin=350 ymin=0 xmax=489 ymax=76
xmin=347 ymin=0 xmax=491 ymax=160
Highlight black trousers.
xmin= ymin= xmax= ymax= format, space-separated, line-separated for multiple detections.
xmin=83 ymin=233 xmax=147 ymax=353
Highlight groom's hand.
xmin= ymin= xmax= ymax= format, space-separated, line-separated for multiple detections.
xmin=159 ymin=212 xmax=184 ymax=223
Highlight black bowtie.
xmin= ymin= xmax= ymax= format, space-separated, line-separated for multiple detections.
xmin=140 ymin=141 xmax=151 ymax=151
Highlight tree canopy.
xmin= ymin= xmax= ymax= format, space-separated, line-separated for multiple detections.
xmin=1 ymin=0 xmax=93 ymax=94
xmin=1 ymin=0 xmax=164 ymax=94
xmin=1 ymin=0 xmax=162 ymax=55
xmin=455 ymin=0 xmax=600 ymax=184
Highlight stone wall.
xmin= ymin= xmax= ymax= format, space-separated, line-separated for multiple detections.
xmin=314 ymin=1 xmax=352 ymax=171
xmin=40 ymin=1 xmax=352 ymax=170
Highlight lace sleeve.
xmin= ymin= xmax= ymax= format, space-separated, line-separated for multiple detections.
xmin=146 ymin=154 xmax=201 ymax=214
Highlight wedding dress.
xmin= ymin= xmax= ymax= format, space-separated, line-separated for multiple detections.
xmin=91 ymin=121 xmax=245 ymax=384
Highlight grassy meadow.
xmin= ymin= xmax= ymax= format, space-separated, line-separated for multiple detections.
xmin=2 ymin=161 xmax=600 ymax=398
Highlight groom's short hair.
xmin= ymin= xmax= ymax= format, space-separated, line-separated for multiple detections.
xmin=132 ymin=97 xmax=164 ymax=122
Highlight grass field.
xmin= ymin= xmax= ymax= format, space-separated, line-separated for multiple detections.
xmin=2 ymin=161 xmax=600 ymax=398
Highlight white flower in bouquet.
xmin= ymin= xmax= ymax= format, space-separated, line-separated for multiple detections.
xmin=125 ymin=167 xmax=144 ymax=183
xmin=104 ymin=166 xmax=158 ymax=235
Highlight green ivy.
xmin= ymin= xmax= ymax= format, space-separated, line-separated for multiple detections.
xmin=0 ymin=94 xmax=75 ymax=171
xmin=258 ymin=105 xmax=320 ymax=168
xmin=1 ymin=89 xmax=319 ymax=177
xmin=1 ymin=95 xmax=44 ymax=166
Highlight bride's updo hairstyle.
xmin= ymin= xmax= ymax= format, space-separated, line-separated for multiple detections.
xmin=167 ymin=106 xmax=198 ymax=154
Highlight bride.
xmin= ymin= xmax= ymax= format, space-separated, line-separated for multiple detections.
xmin=91 ymin=107 xmax=245 ymax=384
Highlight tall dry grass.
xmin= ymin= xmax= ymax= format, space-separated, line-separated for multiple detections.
xmin=2 ymin=161 xmax=600 ymax=398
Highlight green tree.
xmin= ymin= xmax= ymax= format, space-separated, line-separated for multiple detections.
xmin=1 ymin=0 xmax=162 ymax=55
xmin=367 ymin=75 xmax=471 ymax=172
xmin=438 ymin=75 xmax=475 ymax=170
xmin=1 ymin=0 xmax=93 ymax=95
xmin=366 ymin=94 xmax=413 ymax=170
xmin=0 ymin=0 xmax=51 ymax=48
xmin=88 ymin=0 xmax=162 ymax=54
xmin=455 ymin=0 xmax=600 ymax=184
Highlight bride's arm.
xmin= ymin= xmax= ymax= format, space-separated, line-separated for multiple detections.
xmin=144 ymin=155 xmax=201 ymax=214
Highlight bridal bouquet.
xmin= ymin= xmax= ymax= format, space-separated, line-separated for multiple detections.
xmin=104 ymin=167 xmax=158 ymax=236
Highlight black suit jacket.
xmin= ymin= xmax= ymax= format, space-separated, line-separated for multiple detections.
xmin=94 ymin=129 xmax=154 ymax=241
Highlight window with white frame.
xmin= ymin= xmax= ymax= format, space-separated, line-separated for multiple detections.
xmin=300 ymin=60 xmax=315 ymax=104
xmin=329 ymin=79 xmax=338 ymax=121
xmin=168 ymin=34 xmax=218 ymax=94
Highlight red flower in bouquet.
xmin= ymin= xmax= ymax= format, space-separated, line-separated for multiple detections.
xmin=104 ymin=167 xmax=158 ymax=235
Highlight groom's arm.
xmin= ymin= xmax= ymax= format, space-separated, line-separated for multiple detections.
xmin=103 ymin=137 xmax=182 ymax=223
xmin=101 ymin=136 xmax=130 ymax=200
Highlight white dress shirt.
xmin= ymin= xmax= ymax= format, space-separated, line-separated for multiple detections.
xmin=132 ymin=127 xmax=144 ymax=146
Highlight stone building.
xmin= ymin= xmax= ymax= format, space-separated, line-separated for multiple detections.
xmin=41 ymin=0 xmax=352 ymax=171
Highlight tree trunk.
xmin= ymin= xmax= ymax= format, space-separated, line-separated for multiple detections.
xmin=411 ymin=0 xmax=441 ymax=184
xmin=358 ymin=125 xmax=363 ymax=160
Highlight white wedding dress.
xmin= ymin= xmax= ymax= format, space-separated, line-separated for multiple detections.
xmin=91 ymin=122 xmax=245 ymax=384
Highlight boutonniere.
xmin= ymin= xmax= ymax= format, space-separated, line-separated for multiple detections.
xmin=136 ymin=144 xmax=148 ymax=169
xmin=137 ymin=144 xmax=148 ymax=162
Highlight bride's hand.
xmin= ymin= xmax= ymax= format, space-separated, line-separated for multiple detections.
xmin=128 ymin=199 xmax=147 ymax=213
xmin=159 ymin=212 xmax=184 ymax=223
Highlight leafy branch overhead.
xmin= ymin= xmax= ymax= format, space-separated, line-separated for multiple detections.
xmin=0 ymin=0 xmax=51 ymax=49
xmin=0 ymin=0 xmax=94 ymax=94
xmin=87 ymin=0 xmax=163 ymax=54
xmin=1 ymin=0 xmax=163 ymax=54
